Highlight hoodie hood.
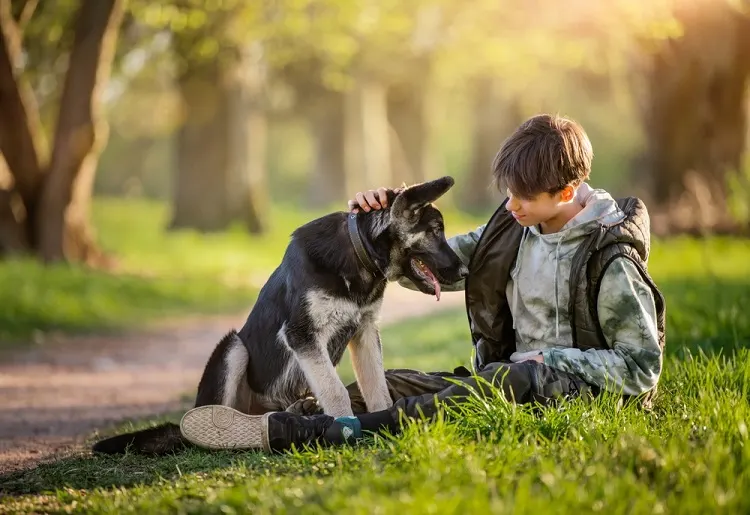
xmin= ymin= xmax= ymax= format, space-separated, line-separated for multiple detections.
xmin=507 ymin=182 xmax=625 ymax=355
xmin=528 ymin=182 xmax=625 ymax=238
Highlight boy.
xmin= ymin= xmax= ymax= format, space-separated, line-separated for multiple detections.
xmin=180 ymin=114 xmax=666 ymax=452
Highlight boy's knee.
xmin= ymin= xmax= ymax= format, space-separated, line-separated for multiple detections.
xmin=476 ymin=361 xmax=537 ymax=402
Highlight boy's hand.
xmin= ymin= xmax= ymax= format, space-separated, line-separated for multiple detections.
xmin=348 ymin=186 xmax=403 ymax=213
xmin=509 ymin=351 xmax=544 ymax=363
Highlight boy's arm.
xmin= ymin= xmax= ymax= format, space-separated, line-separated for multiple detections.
xmin=397 ymin=224 xmax=486 ymax=292
xmin=540 ymin=257 xmax=663 ymax=396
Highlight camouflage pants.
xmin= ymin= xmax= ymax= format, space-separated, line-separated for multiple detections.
xmin=345 ymin=360 xmax=597 ymax=421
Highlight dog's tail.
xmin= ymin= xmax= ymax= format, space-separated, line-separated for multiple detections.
xmin=92 ymin=423 xmax=191 ymax=455
xmin=92 ymin=330 xmax=251 ymax=456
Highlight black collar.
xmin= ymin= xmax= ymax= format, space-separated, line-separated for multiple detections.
xmin=347 ymin=213 xmax=384 ymax=277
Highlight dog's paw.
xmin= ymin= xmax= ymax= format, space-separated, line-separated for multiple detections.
xmin=285 ymin=396 xmax=323 ymax=416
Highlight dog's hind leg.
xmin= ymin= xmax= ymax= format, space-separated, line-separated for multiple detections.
xmin=349 ymin=324 xmax=393 ymax=412
xmin=195 ymin=330 xmax=252 ymax=412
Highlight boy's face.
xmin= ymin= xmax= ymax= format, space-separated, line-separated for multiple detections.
xmin=505 ymin=188 xmax=569 ymax=229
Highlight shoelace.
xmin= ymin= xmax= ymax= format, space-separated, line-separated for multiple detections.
xmin=292 ymin=416 xmax=332 ymax=443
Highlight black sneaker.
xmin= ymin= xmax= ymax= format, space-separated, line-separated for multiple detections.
xmin=180 ymin=405 xmax=348 ymax=452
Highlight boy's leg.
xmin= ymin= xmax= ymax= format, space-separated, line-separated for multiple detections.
xmin=285 ymin=367 xmax=466 ymax=416
xmin=180 ymin=361 xmax=595 ymax=452
xmin=348 ymin=367 xmax=468 ymax=414
xmin=352 ymin=360 xmax=595 ymax=434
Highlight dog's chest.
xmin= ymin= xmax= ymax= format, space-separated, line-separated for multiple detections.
xmin=305 ymin=290 xmax=381 ymax=330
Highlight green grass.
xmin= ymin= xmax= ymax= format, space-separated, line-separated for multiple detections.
xmin=1 ymin=237 xmax=749 ymax=513
xmin=0 ymin=196 xmax=488 ymax=347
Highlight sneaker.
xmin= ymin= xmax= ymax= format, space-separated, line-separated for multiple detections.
xmin=180 ymin=405 xmax=344 ymax=452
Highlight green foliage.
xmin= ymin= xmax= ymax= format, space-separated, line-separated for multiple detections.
xmin=115 ymin=0 xmax=697 ymax=94
xmin=18 ymin=0 xmax=738 ymax=116
xmin=1 ymin=237 xmax=749 ymax=512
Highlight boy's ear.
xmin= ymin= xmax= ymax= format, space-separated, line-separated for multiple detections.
xmin=560 ymin=185 xmax=575 ymax=202
xmin=391 ymin=176 xmax=455 ymax=215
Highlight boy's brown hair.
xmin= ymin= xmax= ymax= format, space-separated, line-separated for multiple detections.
xmin=491 ymin=114 xmax=593 ymax=199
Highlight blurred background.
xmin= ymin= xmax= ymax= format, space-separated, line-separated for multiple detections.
xmin=2 ymin=0 xmax=750 ymax=484
xmin=1 ymin=0 xmax=749 ymax=340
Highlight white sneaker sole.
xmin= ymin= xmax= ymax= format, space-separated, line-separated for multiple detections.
xmin=180 ymin=405 xmax=271 ymax=452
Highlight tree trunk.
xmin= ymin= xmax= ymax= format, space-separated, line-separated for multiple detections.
xmin=387 ymin=78 xmax=433 ymax=185
xmin=0 ymin=0 xmax=124 ymax=263
xmin=305 ymin=88 xmax=347 ymax=208
xmin=35 ymin=0 xmax=125 ymax=263
xmin=0 ymin=154 xmax=23 ymax=251
xmin=345 ymin=77 xmax=392 ymax=194
xmin=0 ymin=186 xmax=27 ymax=254
xmin=459 ymin=77 xmax=523 ymax=212
xmin=226 ymin=43 xmax=267 ymax=234
xmin=170 ymin=56 xmax=231 ymax=232
xmin=639 ymin=2 xmax=750 ymax=235
xmin=0 ymin=0 xmax=44 ymax=249
xmin=170 ymin=43 xmax=268 ymax=233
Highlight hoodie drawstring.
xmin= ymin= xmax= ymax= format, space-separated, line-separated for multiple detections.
xmin=554 ymin=237 xmax=563 ymax=342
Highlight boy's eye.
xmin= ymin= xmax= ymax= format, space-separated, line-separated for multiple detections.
xmin=508 ymin=189 xmax=534 ymax=202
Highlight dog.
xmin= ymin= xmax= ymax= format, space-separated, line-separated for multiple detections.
xmin=92 ymin=176 xmax=467 ymax=455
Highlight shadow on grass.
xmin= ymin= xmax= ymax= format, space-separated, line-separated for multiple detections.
xmin=0 ymin=446 xmax=275 ymax=497
xmin=0 ymin=406 xmax=277 ymax=497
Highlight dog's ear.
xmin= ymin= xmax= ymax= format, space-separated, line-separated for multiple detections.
xmin=391 ymin=176 xmax=454 ymax=216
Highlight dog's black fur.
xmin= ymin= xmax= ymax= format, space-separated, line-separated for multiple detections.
xmin=92 ymin=176 xmax=467 ymax=455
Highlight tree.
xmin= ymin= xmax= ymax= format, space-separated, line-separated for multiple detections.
xmin=0 ymin=0 xmax=126 ymax=263
xmin=148 ymin=2 xmax=269 ymax=233
xmin=169 ymin=37 xmax=268 ymax=233
xmin=125 ymin=2 xmax=272 ymax=233
xmin=457 ymin=77 xmax=523 ymax=212
xmin=634 ymin=0 xmax=750 ymax=234
xmin=304 ymin=84 xmax=348 ymax=207
xmin=265 ymin=1 xmax=448 ymax=206
xmin=387 ymin=56 xmax=437 ymax=187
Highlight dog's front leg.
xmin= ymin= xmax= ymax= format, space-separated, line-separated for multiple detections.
xmin=349 ymin=325 xmax=393 ymax=412
xmin=291 ymin=340 xmax=354 ymax=418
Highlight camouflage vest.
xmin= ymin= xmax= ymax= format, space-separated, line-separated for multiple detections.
xmin=464 ymin=197 xmax=666 ymax=397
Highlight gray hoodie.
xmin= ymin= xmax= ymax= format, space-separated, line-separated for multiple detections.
xmin=401 ymin=183 xmax=662 ymax=396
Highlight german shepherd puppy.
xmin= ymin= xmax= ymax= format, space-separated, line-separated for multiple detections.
xmin=92 ymin=176 xmax=467 ymax=454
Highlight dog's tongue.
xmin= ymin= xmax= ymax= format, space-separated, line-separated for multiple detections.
xmin=423 ymin=267 xmax=441 ymax=301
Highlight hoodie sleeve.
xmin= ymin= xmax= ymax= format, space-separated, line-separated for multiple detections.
xmin=541 ymin=257 xmax=663 ymax=396
xmin=397 ymin=224 xmax=485 ymax=292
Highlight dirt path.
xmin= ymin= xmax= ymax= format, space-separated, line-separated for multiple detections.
xmin=0 ymin=288 xmax=465 ymax=475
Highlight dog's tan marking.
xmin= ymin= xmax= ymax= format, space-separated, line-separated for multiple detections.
xmin=349 ymin=322 xmax=392 ymax=412
xmin=221 ymin=334 xmax=252 ymax=412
